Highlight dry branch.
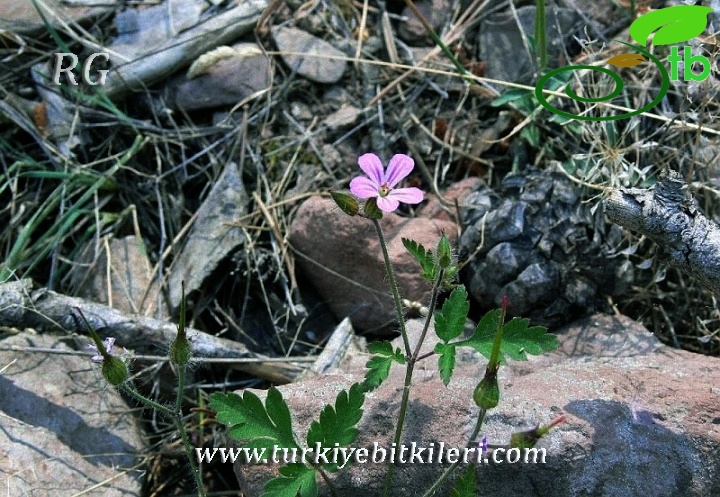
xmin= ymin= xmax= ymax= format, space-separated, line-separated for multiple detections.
xmin=0 ymin=279 xmax=302 ymax=383
xmin=604 ymin=170 xmax=720 ymax=295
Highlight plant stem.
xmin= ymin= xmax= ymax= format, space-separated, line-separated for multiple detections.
xmin=372 ymin=219 xmax=411 ymax=356
xmin=382 ymin=268 xmax=445 ymax=496
xmin=421 ymin=407 xmax=487 ymax=497
xmin=411 ymin=268 xmax=444 ymax=359
xmin=121 ymin=375 xmax=206 ymax=496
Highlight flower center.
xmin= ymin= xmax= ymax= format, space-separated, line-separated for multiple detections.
xmin=379 ymin=183 xmax=390 ymax=197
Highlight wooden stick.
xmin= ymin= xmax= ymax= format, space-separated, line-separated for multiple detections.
xmin=604 ymin=170 xmax=720 ymax=295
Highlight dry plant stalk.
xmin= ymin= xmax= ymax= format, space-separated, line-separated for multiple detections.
xmin=604 ymin=170 xmax=720 ymax=295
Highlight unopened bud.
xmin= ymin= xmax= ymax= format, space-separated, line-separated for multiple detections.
xmin=171 ymin=281 xmax=191 ymax=366
xmin=510 ymin=415 xmax=566 ymax=449
xmin=102 ymin=356 xmax=129 ymax=386
xmin=437 ymin=234 xmax=452 ymax=269
xmin=331 ymin=191 xmax=359 ymax=216
xmin=473 ymin=369 xmax=499 ymax=409
xmin=170 ymin=335 xmax=191 ymax=366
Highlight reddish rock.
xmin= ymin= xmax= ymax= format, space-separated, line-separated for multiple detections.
xmin=289 ymin=196 xmax=456 ymax=333
xmin=231 ymin=314 xmax=720 ymax=496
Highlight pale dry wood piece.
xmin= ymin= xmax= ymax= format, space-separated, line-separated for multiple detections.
xmin=299 ymin=317 xmax=362 ymax=379
xmin=102 ymin=0 xmax=268 ymax=98
xmin=604 ymin=170 xmax=720 ymax=295
xmin=0 ymin=279 xmax=302 ymax=383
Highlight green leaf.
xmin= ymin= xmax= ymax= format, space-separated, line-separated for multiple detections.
xmin=458 ymin=309 xmax=557 ymax=362
xmin=363 ymin=341 xmax=405 ymax=391
xmin=209 ymin=388 xmax=298 ymax=451
xmin=491 ymin=88 xmax=532 ymax=107
xmin=450 ymin=466 xmax=477 ymax=497
xmin=629 ymin=5 xmax=712 ymax=46
xmin=262 ymin=464 xmax=318 ymax=497
xmin=520 ymin=124 xmax=540 ymax=148
xmin=402 ymin=238 xmax=436 ymax=281
xmin=499 ymin=318 xmax=558 ymax=361
xmin=306 ymin=383 xmax=365 ymax=471
xmin=434 ymin=286 xmax=469 ymax=342
xmin=434 ymin=342 xmax=456 ymax=386
xmin=460 ymin=308 xmax=503 ymax=360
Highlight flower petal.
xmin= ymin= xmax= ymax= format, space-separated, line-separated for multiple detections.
xmin=388 ymin=187 xmax=424 ymax=205
xmin=350 ymin=177 xmax=380 ymax=199
xmin=376 ymin=195 xmax=400 ymax=212
xmin=384 ymin=154 xmax=414 ymax=187
xmin=357 ymin=153 xmax=384 ymax=185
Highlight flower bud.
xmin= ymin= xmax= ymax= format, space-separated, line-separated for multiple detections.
xmin=473 ymin=369 xmax=499 ymax=409
xmin=437 ymin=234 xmax=452 ymax=269
xmin=102 ymin=356 xmax=129 ymax=386
xmin=510 ymin=415 xmax=566 ymax=449
xmin=171 ymin=282 xmax=191 ymax=366
xmin=170 ymin=335 xmax=191 ymax=366
xmin=331 ymin=191 xmax=359 ymax=216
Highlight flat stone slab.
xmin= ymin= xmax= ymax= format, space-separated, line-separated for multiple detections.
xmin=0 ymin=332 xmax=145 ymax=496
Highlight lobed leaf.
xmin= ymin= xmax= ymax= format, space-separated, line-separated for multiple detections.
xmin=434 ymin=286 xmax=469 ymax=342
xmin=209 ymin=388 xmax=297 ymax=452
xmin=457 ymin=309 xmax=557 ymax=362
xmin=262 ymin=464 xmax=318 ymax=497
xmin=402 ymin=238 xmax=436 ymax=281
xmin=434 ymin=342 xmax=456 ymax=386
xmin=306 ymin=383 xmax=365 ymax=471
xmin=363 ymin=341 xmax=405 ymax=390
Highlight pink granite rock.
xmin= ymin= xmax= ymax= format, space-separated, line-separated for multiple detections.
xmin=289 ymin=196 xmax=456 ymax=334
xmin=230 ymin=314 xmax=720 ymax=496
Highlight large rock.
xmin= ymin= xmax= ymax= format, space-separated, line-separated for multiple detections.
xmin=231 ymin=313 xmax=720 ymax=496
xmin=0 ymin=0 xmax=104 ymax=33
xmin=0 ymin=332 xmax=145 ymax=496
xmin=171 ymin=43 xmax=271 ymax=111
xmin=271 ymin=26 xmax=347 ymax=84
xmin=289 ymin=196 xmax=456 ymax=334
xmin=168 ymin=161 xmax=248 ymax=311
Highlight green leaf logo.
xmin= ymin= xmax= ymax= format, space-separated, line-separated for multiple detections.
xmin=629 ymin=5 xmax=713 ymax=46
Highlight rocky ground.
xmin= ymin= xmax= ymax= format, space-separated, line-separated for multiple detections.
xmin=1 ymin=0 xmax=720 ymax=495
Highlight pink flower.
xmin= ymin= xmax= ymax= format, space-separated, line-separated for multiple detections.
xmin=349 ymin=153 xmax=424 ymax=212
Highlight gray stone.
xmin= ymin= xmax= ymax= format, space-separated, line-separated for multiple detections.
xmin=271 ymin=26 xmax=347 ymax=84
xmin=397 ymin=0 xmax=450 ymax=46
xmin=67 ymin=235 xmax=167 ymax=319
xmin=168 ymin=161 xmax=247 ymax=311
xmin=230 ymin=313 xmax=720 ymax=497
xmin=460 ymin=169 xmax=629 ymax=327
xmin=0 ymin=332 xmax=144 ymax=496
xmin=0 ymin=0 xmax=105 ymax=33
xmin=171 ymin=43 xmax=271 ymax=111
xmin=478 ymin=6 xmax=586 ymax=85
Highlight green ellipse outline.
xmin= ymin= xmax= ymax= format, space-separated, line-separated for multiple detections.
xmin=534 ymin=41 xmax=670 ymax=121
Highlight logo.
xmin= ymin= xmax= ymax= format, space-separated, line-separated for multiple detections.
xmin=51 ymin=53 xmax=110 ymax=86
xmin=535 ymin=5 xmax=714 ymax=121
